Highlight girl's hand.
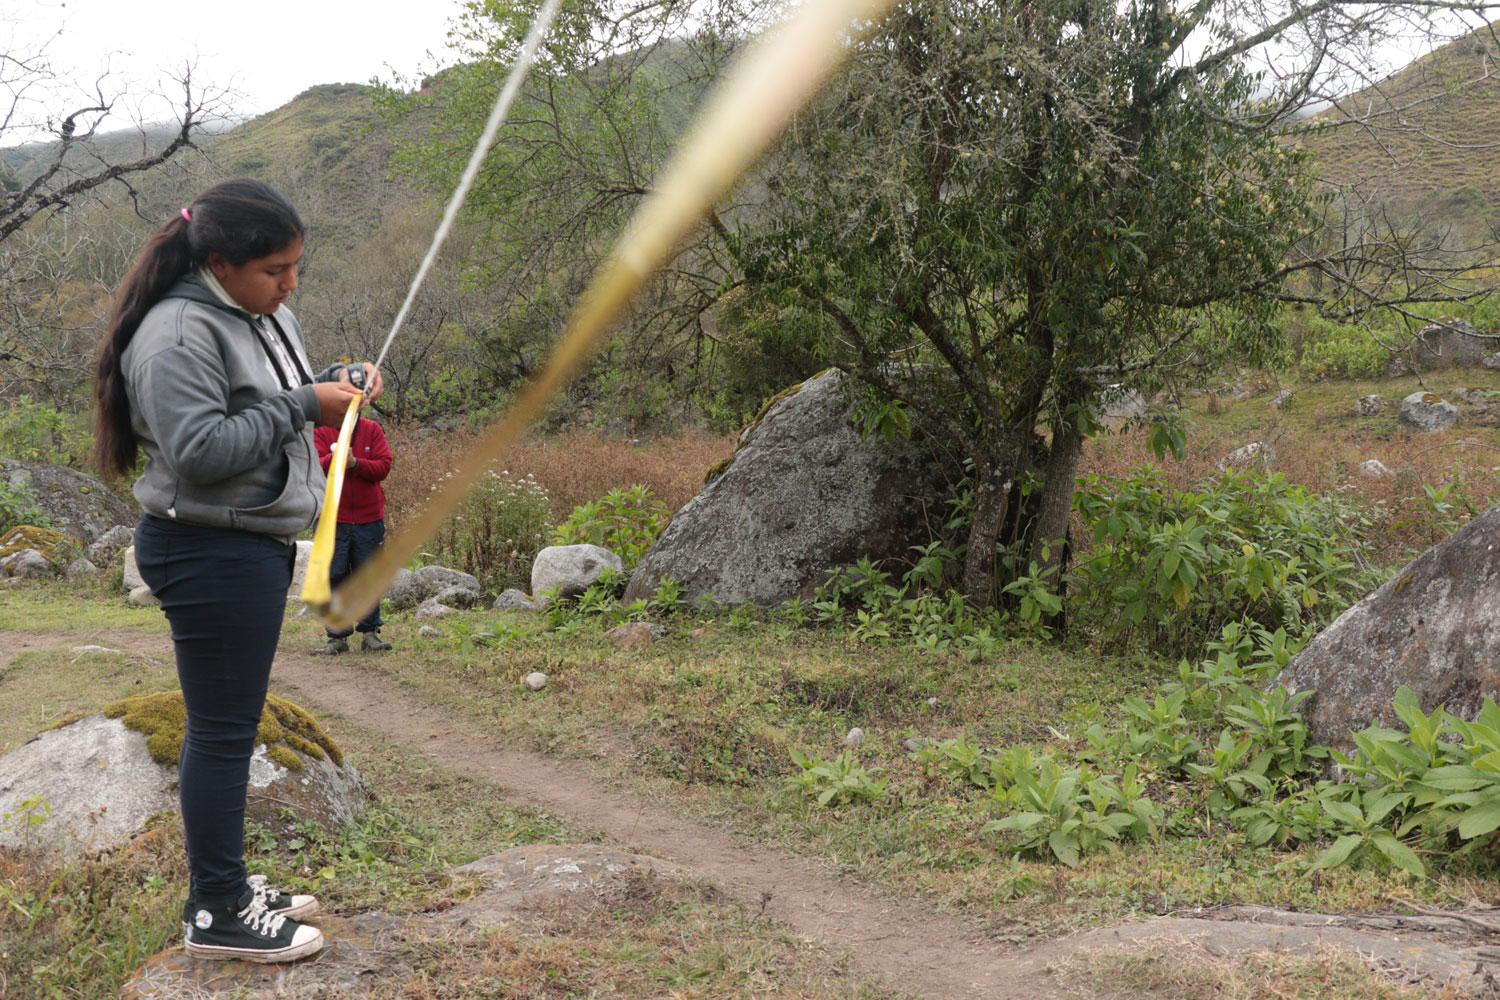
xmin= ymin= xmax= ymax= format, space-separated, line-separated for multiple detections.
xmin=335 ymin=363 xmax=385 ymax=406
xmin=311 ymin=380 xmax=363 ymax=427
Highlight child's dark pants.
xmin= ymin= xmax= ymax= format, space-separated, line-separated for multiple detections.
xmin=134 ymin=513 xmax=293 ymax=903
xmin=325 ymin=520 xmax=385 ymax=637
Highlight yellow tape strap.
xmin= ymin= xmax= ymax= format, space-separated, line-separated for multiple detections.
xmin=321 ymin=0 xmax=898 ymax=629
xmin=300 ymin=394 xmax=363 ymax=608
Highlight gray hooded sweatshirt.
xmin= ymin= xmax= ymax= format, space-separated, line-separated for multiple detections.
xmin=121 ymin=275 xmax=332 ymax=542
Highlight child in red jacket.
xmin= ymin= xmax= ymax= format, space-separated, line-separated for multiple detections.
xmin=312 ymin=415 xmax=394 ymax=653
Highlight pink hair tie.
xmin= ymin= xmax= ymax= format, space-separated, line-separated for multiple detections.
xmin=180 ymin=207 xmax=192 ymax=223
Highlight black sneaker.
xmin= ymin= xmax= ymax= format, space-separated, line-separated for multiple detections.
xmin=183 ymin=891 xmax=323 ymax=963
xmin=360 ymin=631 xmax=392 ymax=652
xmin=312 ymin=636 xmax=349 ymax=656
xmin=181 ymin=876 xmax=318 ymax=927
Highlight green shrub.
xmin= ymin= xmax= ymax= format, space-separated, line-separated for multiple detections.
xmin=0 ymin=397 xmax=92 ymax=467
xmin=1295 ymin=317 xmax=1389 ymax=379
xmin=431 ymin=471 xmax=551 ymax=591
xmin=1073 ymin=469 xmax=1374 ymax=656
xmin=0 ymin=481 xmax=49 ymax=535
xmin=550 ymin=485 xmax=670 ymax=570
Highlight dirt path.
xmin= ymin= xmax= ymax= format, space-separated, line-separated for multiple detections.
xmin=9 ymin=629 xmax=1499 ymax=998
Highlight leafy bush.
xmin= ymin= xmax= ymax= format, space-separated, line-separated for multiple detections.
xmin=550 ymin=485 xmax=671 ymax=570
xmin=787 ymin=750 xmax=887 ymax=807
xmin=430 ymin=471 xmax=551 ymax=591
xmin=1073 ymin=469 xmax=1374 ymax=656
xmin=0 ymin=396 xmax=92 ymax=468
xmin=0 ymin=480 xmax=49 ymax=535
xmin=1294 ymin=316 xmax=1389 ymax=380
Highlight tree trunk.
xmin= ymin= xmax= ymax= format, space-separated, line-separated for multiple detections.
xmin=962 ymin=462 xmax=1012 ymax=607
xmin=1028 ymin=418 xmax=1084 ymax=580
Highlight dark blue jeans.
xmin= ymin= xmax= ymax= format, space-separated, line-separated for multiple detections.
xmin=326 ymin=520 xmax=385 ymax=638
xmin=134 ymin=513 xmax=293 ymax=904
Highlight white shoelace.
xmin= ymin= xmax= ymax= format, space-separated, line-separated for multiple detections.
xmin=236 ymin=896 xmax=288 ymax=938
xmin=248 ymin=874 xmax=283 ymax=905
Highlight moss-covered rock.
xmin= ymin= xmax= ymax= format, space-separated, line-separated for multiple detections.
xmin=0 ymin=524 xmax=73 ymax=565
xmin=104 ymin=691 xmax=343 ymax=771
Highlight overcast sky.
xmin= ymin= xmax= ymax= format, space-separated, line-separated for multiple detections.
xmin=6 ymin=0 xmax=466 ymax=139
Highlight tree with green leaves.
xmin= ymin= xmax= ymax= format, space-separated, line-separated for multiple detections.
xmin=736 ymin=0 xmax=1500 ymax=607
xmin=391 ymin=0 xmax=1499 ymax=612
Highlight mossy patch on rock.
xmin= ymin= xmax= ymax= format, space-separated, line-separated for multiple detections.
xmin=0 ymin=525 xmax=72 ymax=564
xmin=103 ymin=691 xmax=343 ymax=771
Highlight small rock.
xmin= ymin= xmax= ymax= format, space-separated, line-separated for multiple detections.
xmin=415 ymin=600 xmax=455 ymax=619
xmin=1 ymin=548 xmax=56 ymax=579
xmin=432 ymin=585 xmax=482 ymax=609
xmin=606 ymin=622 xmax=663 ymax=649
xmin=415 ymin=565 xmax=482 ymax=595
xmin=524 ymin=671 xmax=548 ymax=691
xmin=72 ymin=644 xmax=120 ymax=655
xmin=65 ymin=557 xmax=99 ymax=579
xmin=1397 ymin=391 xmax=1459 ymax=433
xmin=86 ymin=525 xmax=134 ymax=567
xmin=1359 ymin=459 xmax=1395 ymax=479
xmin=1354 ymin=394 xmax=1386 ymax=417
xmin=844 ymin=727 xmax=865 ymax=748
xmin=127 ymin=584 xmax=158 ymax=606
xmin=386 ymin=568 xmax=432 ymax=610
xmin=494 ymin=589 xmax=538 ymax=612
xmin=122 ymin=545 xmax=146 ymax=592
xmin=1268 ymin=388 xmax=1293 ymax=410
xmin=418 ymin=625 xmax=442 ymax=638
xmin=926 ymin=696 xmax=939 ymax=707
xmin=903 ymin=737 xmax=928 ymax=754
xmin=1217 ymin=442 xmax=1274 ymax=473
xmin=1483 ymin=352 xmax=1500 ymax=370
xmin=532 ymin=545 xmax=624 ymax=608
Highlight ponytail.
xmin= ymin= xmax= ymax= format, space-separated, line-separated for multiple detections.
xmin=92 ymin=179 xmax=306 ymax=478
xmin=93 ymin=216 xmax=195 ymax=477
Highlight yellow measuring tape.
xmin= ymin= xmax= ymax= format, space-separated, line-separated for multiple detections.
xmin=300 ymin=393 xmax=362 ymax=608
xmin=306 ymin=0 xmax=897 ymax=628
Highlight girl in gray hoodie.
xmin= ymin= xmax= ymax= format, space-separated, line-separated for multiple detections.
xmin=92 ymin=179 xmax=380 ymax=964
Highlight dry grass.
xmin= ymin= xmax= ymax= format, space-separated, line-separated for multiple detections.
xmin=389 ymin=870 xmax=886 ymax=999
xmin=1082 ymin=376 xmax=1500 ymax=563
xmin=383 ymin=426 xmax=734 ymax=528
xmin=1048 ymin=942 xmax=1465 ymax=1000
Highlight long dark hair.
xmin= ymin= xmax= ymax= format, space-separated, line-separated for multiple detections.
xmin=93 ymin=178 xmax=306 ymax=477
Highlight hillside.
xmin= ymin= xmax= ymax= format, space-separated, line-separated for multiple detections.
xmin=1302 ymin=21 xmax=1500 ymax=240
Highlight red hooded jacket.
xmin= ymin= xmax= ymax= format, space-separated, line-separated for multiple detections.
xmin=313 ymin=417 xmax=392 ymax=524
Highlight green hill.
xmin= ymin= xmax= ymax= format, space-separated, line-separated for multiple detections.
xmin=1302 ymin=22 xmax=1500 ymax=241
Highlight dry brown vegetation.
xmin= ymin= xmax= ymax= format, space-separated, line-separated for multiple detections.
xmin=382 ymin=427 xmax=734 ymax=528
xmin=1082 ymin=379 xmax=1500 ymax=563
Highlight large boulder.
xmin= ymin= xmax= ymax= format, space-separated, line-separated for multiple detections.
xmin=1279 ymin=506 xmax=1500 ymax=749
xmin=1406 ymin=319 xmax=1493 ymax=371
xmin=623 ymin=369 xmax=952 ymax=606
xmin=0 ymin=692 xmax=368 ymax=855
xmin=1397 ymin=391 xmax=1459 ymax=433
xmin=0 ymin=459 xmax=134 ymax=544
xmin=532 ymin=544 xmax=623 ymax=606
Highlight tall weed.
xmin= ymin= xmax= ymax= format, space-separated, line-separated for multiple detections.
xmin=1073 ymin=469 xmax=1374 ymax=656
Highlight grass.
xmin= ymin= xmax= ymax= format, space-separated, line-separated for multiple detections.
xmin=1050 ymin=943 xmax=1459 ymax=1000
xmin=0 ymin=613 xmax=892 ymax=999
xmin=0 ymin=577 xmax=163 ymax=635
xmin=275 ymin=607 xmax=1500 ymax=942
xmin=0 ymin=647 xmax=175 ymax=754
xmin=1082 ymin=368 xmax=1500 ymax=563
